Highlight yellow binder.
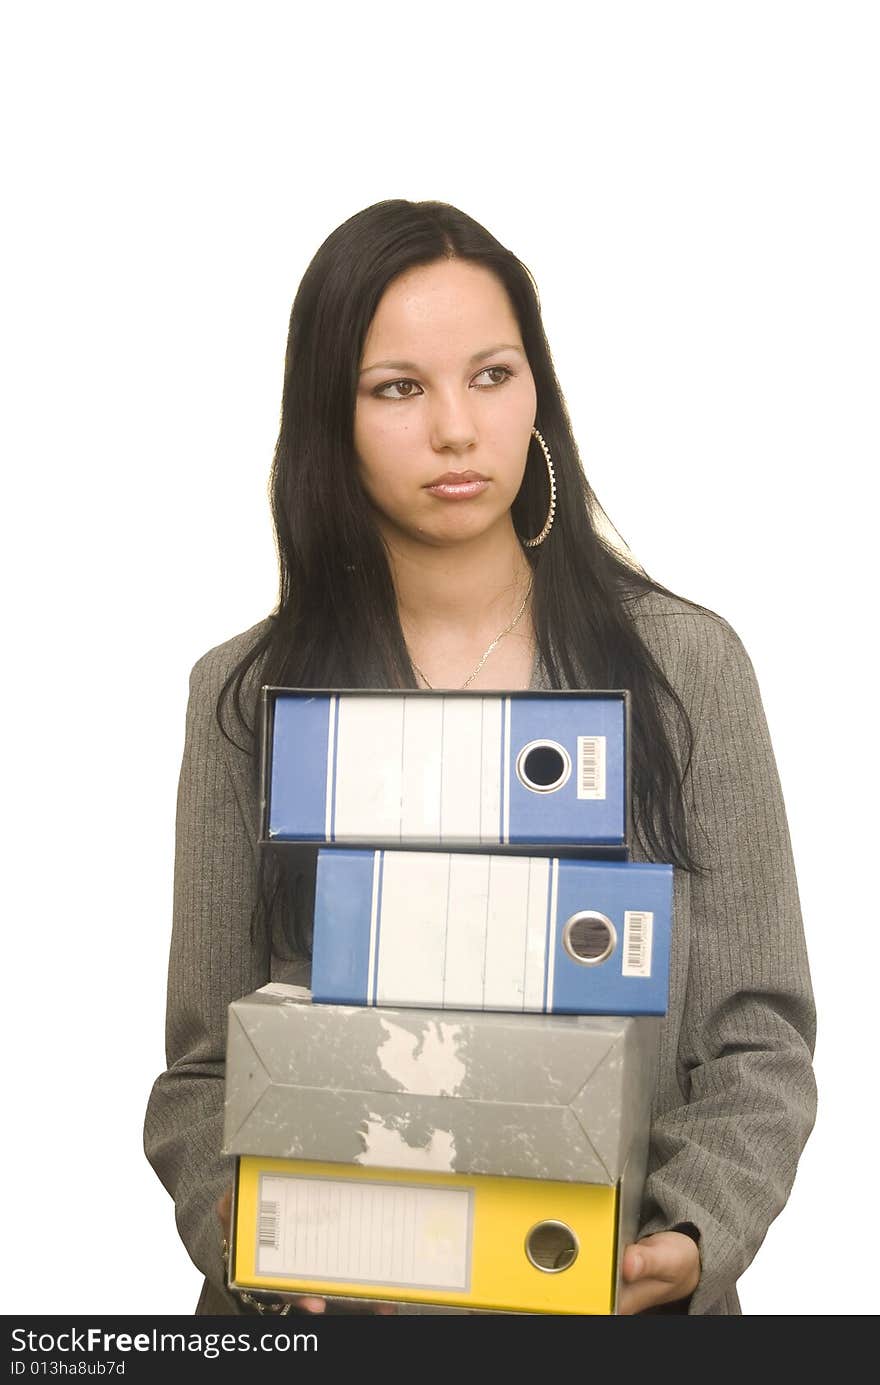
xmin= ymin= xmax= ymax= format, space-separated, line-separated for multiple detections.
xmin=230 ymin=1155 xmax=618 ymax=1315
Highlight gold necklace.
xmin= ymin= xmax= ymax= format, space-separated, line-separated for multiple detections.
xmin=409 ymin=577 xmax=534 ymax=690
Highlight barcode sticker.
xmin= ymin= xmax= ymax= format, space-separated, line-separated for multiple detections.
xmin=577 ymin=736 xmax=606 ymax=800
xmin=622 ymin=911 xmax=653 ymax=978
xmin=259 ymin=1199 xmax=280 ymax=1249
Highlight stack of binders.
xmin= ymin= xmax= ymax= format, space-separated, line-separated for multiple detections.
xmin=222 ymin=688 xmax=673 ymax=1314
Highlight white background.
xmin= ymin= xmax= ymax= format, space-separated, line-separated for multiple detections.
xmin=3 ymin=1 xmax=877 ymax=1315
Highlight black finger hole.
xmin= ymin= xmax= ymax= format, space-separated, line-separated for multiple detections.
xmin=562 ymin=911 xmax=617 ymax=966
xmin=525 ymin=1221 xmax=579 ymax=1273
xmin=516 ymin=741 xmax=571 ymax=793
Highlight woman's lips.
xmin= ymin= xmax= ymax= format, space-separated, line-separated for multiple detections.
xmin=425 ymin=470 xmax=490 ymax=500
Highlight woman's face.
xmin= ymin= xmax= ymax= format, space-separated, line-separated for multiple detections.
xmin=354 ymin=258 xmax=538 ymax=550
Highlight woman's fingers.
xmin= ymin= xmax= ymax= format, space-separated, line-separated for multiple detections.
xmin=293 ymin=1296 xmax=327 ymax=1312
xmin=617 ymin=1231 xmax=701 ymax=1315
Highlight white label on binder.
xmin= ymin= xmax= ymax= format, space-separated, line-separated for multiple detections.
xmin=443 ymin=854 xmax=494 ymax=1008
xmin=374 ymin=852 xmax=451 ymax=1007
xmin=577 ymin=735 xmax=606 ymax=800
xmin=439 ymin=698 xmax=485 ymax=842
xmin=255 ymin=1174 xmax=472 ymax=1290
xmin=400 ymin=697 xmax=443 ymax=839
xmin=332 ymin=696 xmax=505 ymax=844
xmin=622 ymin=910 xmax=653 ymax=977
xmin=334 ymin=697 xmax=406 ymax=842
xmin=374 ymin=852 xmax=552 ymax=1011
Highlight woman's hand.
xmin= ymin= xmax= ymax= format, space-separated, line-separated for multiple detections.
xmin=216 ymin=1186 xmax=396 ymax=1315
xmin=617 ymin=1230 xmax=701 ymax=1315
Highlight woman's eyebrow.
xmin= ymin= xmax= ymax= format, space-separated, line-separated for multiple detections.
xmin=360 ymin=343 xmax=524 ymax=374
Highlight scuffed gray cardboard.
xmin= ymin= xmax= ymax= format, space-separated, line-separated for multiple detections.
xmin=223 ymin=983 xmax=659 ymax=1187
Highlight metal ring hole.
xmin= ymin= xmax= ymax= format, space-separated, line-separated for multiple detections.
xmin=562 ymin=911 xmax=617 ymax=966
xmin=516 ymin=740 xmax=571 ymax=794
xmin=525 ymin=1221 xmax=579 ymax=1273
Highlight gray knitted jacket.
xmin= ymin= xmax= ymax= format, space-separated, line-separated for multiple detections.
xmin=143 ymin=590 xmax=817 ymax=1315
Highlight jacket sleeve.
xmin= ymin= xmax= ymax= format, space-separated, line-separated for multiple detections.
xmin=636 ymin=620 xmax=818 ymax=1313
xmin=143 ymin=649 xmax=271 ymax=1304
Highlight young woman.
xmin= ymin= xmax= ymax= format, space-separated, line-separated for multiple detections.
xmin=143 ymin=199 xmax=817 ymax=1316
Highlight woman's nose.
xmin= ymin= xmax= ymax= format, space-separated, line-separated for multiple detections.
xmin=428 ymin=388 xmax=479 ymax=454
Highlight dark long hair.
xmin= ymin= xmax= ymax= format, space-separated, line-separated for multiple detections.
xmin=216 ymin=199 xmax=716 ymax=952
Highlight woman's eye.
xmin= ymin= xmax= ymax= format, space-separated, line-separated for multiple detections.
xmin=474 ymin=365 xmax=513 ymax=388
xmin=373 ymin=366 xmax=513 ymax=400
xmin=375 ymin=379 xmax=423 ymax=400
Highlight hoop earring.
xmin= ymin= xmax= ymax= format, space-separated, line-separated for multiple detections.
xmin=520 ymin=426 xmax=557 ymax=548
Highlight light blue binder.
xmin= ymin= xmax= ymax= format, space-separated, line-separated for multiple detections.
xmin=311 ymin=849 xmax=672 ymax=1016
xmin=263 ymin=689 xmax=628 ymax=852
